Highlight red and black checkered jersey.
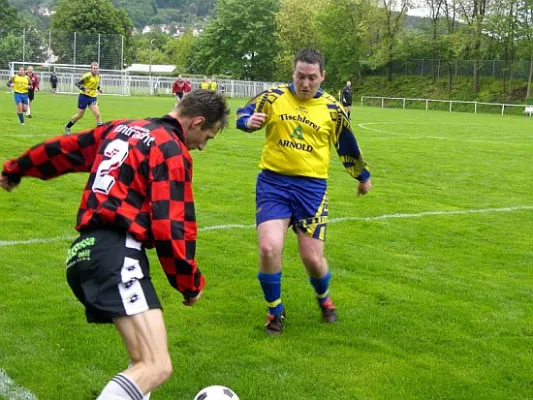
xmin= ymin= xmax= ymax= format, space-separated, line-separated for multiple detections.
xmin=2 ymin=116 xmax=204 ymax=298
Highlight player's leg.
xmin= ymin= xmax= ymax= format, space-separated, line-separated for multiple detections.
xmin=346 ymin=105 xmax=352 ymax=119
xmin=255 ymin=170 xmax=293 ymax=334
xmin=257 ymin=219 xmax=289 ymax=335
xmin=98 ymin=309 xmax=172 ymax=399
xmin=89 ymin=102 xmax=103 ymax=126
xmin=65 ymin=96 xmax=88 ymax=134
xmin=26 ymin=91 xmax=34 ymax=117
xmin=292 ymin=179 xmax=337 ymax=322
xmin=14 ymin=94 xmax=26 ymax=124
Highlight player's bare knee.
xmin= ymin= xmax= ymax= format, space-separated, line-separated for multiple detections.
xmin=258 ymin=241 xmax=281 ymax=261
xmin=150 ymin=357 xmax=173 ymax=386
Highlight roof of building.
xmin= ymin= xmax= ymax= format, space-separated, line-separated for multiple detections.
xmin=126 ymin=64 xmax=176 ymax=73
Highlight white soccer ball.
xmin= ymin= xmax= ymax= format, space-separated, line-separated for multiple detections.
xmin=193 ymin=385 xmax=239 ymax=400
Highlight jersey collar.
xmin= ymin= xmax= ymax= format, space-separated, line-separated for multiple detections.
xmin=161 ymin=115 xmax=185 ymax=142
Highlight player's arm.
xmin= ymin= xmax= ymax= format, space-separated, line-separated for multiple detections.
xmin=333 ymin=107 xmax=371 ymax=191
xmin=236 ymin=91 xmax=269 ymax=132
xmin=149 ymin=138 xmax=205 ymax=302
xmin=1 ymin=125 xmax=107 ymax=188
xmin=34 ymin=75 xmax=40 ymax=90
xmin=75 ymin=73 xmax=90 ymax=92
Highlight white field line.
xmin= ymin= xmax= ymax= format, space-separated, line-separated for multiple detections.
xmin=1 ymin=205 xmax=532 ymax=249
xmin=0 ymin=369 xmax=38 ymax=400
xmin=357 ymin=121 xmax=532 ymax=143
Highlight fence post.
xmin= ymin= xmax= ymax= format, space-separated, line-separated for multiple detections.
xmin=73 ymin=32 xmax=77 ymax=65
xmin=450 ymin=101 xmax=452 ymax=112
xmin=22 ymin=28 xmax=26 ymax=63
xmin=361 ymin=96 xmax=363 ymax=106
xmin=475 ymin=102 xmax=478 ymax=114
xmin=382 ymin=98 xmax=384 ymax=108
xmin=403 ymin=98 xmax=406 ymax=109
xmin=426 ymin=99 xmax=429 ymax=111
xmin=98 ymin=34 xmax=101 ymax=65
xmin=501 ymin=104 xmax=505 ymax=116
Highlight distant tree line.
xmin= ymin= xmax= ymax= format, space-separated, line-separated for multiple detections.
xmin=3 ymin=0 xmax=533 ymax=99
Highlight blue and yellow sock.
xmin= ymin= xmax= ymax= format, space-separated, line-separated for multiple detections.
xmin=258 ymin=271 xmax=283 ymax=315
xmin=310 ymin=270 xmax=331 ymax=306
xmin=17 ymin=113 xmax=24 ymax=123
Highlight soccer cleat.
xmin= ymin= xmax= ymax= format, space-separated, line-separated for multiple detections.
xmin=64 ymin=124 xmax=71 ymax=135
xmin=265 ymin=310 xmax=286 ymax=336
xmin=26 ymin=114 xmax=32 ymax=118
xmin=320 ymin=298 xmax=338 ymax=323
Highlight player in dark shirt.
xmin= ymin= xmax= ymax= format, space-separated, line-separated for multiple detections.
xmin=1 ymin=88 xmax=229 ymax=400
xmin=26 ymin=65 xmax=40 ymax=118
xmin=341 ymin=80 xmax=353 ymax=119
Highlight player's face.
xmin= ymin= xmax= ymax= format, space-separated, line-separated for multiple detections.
xmin=91 ymin=64 xmax=99 ymax=75
xmin=27 ymin=67 xmax=33 ymax=75
xmin=18 ymin=67 xmax=25 ymax=76
xmin=185 ymin=120 xmax=222 ymax=151
xmin=292 ymin=61 xmax=325 ymax=101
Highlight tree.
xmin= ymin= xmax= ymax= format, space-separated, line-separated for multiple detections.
xmin=50 ymin=0 xmax=134 ymax=68
xmin=457 ymin=0 xmax=489 ymax=94
xmin=0 ymin=0 xmax=21 ymax=33
xmin=274 ymin=0 xmax=325 ymax=80
xmin=516 ymin=0 xmax=533 ymax=100
xmin=366 ymin=0 xmax=411 ymax=81
xmin=189 ymin=0 xmax=280 ymax=80
xmin=423 ymin=0 xmax=446 ymax=83
xmin=165 ymin=30 xmax=195 ymax=74
xmin=314 ymin=0 xmax=373 ymax=88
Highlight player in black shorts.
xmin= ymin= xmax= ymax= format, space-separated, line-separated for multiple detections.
xmin=341 ymin=80 xmax=353 ymax=119
xmin=1 ymin=89 xmax=230 ymax=400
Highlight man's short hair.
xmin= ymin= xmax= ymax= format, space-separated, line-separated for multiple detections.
xmin=178 ymin=88 xmax=230 ymax=131
xmin=294 ymin=49 xmax=325 ymax=73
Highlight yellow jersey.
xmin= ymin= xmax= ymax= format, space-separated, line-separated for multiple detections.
xmin=10 ymin=75 xmax=30 ymax=94
xmin=236 ymin=83 xmax=370 ymax=181
xmin=77 ymin=72 xmax=101 ymax=97
xmin=200 ymin=81 xmax=210 ymax=90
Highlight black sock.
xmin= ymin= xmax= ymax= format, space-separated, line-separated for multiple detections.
xmin=66 ymin=120 xmax=75 ymax=128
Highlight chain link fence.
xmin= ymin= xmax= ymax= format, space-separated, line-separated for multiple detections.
xmin=0 ymin=28 xmax=124 ymax=71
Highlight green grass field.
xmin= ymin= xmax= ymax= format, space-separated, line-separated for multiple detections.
xmin=0 ymin=92 xmax=532 ymax=400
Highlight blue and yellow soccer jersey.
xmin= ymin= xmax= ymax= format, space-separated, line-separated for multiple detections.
xmin=236 ymin=83 xmax=370 ymax=181
xmin=10 ymin=75 xmax=30 ymax=94
xmin=77 ymin=72 xmax=101 ymax=97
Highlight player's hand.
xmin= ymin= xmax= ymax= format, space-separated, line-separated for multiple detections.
xmin=84 ymin=89 xmax=90 ymax=95
xmin=0 ymin=175 xmax=18 ymax=192
xmin=183 ymin=290 xmax=202 ymax=306
xmin=246 ymin=113 xmax=267 ymax=130
xmin=98 ymin=89 xmax=104 ymax=94
xmin=357 ymin=179 xmax=371 ymax=196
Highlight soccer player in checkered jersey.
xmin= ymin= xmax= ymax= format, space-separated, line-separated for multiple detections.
xmin=236 ymin=49 xmax=371 ymax=335
xmin=1 ymin=89 xmax=229 ymax=400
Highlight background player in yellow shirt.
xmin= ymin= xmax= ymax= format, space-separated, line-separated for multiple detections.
xmin=9 ymin=67 xmax=31 ymax=125
xmin=64 ymin=62 xmax=104 ymax=134
xmin=236 ymin=48 xmax=372 ymax=335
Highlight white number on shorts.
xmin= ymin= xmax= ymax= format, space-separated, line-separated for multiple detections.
xmin=92 ymin=139 xmax=129 ymax=194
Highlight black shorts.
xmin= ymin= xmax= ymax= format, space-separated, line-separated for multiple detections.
xmin=342 ymin=101 xmax=352 ymax=107
xmin=66 ymin=229 xmax=162 ymax=324
xmin=175 ymin=92 xmax=184 ymax=99
xmin=28 ymin=90 xmax=35 ymax=101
